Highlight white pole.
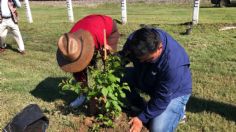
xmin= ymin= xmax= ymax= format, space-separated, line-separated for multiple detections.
xmin=66 ymin=0 xmax=74 ymax=22
xmin=192 ymin=0 xmax=200 ymax=25
xmin=24 ymin=0 xmax=33 ymax=23
xmin=121 ymin=0 xmax=127 ymax=25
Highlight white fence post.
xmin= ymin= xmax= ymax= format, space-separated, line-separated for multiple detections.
xmin=66 ymin=0 xmax=74 ymax=22
xmin=121 ymin=0 xmax=127 ymax=25
xmin=24 ymin=0 xmax=33 ymax=23
xmin=192 ymin=0 xmax=200 ymax=25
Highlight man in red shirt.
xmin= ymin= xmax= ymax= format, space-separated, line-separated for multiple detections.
xmin=56 ymin=14 xmax=120 ymax=107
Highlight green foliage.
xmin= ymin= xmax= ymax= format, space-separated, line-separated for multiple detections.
xmin=59 ymin=55 xmax=130 ymax=128
xmin=88 ymin=56 xmax=130 ymax=117
xmin=88 ymin=56 xmax=130 ymax=128
xmin=58 ymin=78 xmax=88 ymax=95
xmin=91 ymin=124 xmax=100 ymax=132
xmin=97 ymin=114 xmax=114 ymax=128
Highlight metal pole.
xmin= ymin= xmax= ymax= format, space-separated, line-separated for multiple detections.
xmin=121 ymin=0 xmax=127 ymax=25
xmin=192 ymin=0 xmax=200 ymax=25
xmin=24 ymin=0 xmax=33 ymax=23
xmin=66 ymin=0 xmax=74 ymax=22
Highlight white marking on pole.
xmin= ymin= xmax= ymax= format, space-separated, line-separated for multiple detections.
xmin=121 ymin=0 xmax=127 ymax=25
xmin=192 ymin=0 xmax=200 ymax=25
xmin=24 ymin=0 xmax=33 ymax=23
xmin=66 ymin=0 xmax=74 ymax=22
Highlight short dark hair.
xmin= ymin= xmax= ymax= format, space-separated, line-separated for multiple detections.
xmin=129 ymin=27 xmax=161 ymax=58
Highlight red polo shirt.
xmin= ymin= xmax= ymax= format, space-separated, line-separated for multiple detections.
xmin=69 ymin=14 xmax=113 ymax=50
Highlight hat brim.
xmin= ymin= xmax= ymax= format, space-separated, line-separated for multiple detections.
xmin=56 ymin=30 xmax=95 ymax=73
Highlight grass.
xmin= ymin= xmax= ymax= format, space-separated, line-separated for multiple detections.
xmin=0 ymin=2 xmax=236 ymax=131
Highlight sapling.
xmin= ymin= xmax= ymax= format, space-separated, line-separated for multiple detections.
xmin=59 ymin=55 xmax=130 ymax=128
xmin=87 ymin=55 xmax=130 ymax=122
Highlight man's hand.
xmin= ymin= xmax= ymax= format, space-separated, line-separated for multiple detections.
xmin=129 ymin=117 xmax=143 ymax=132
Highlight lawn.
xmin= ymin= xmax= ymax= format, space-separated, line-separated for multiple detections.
xmin=0 ymin=1 xmax=235 ymax=132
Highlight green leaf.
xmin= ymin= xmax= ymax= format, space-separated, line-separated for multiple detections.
xmin=62 ymin=85 xmax=69 ymax=90
xmin=69 ymin=78 xmax=73 ymax=84
xmin=101 ymin=88 xmax=108 ymax=96
xmin=88 ymin=91 xmax=97 ymax=97
xmin=112 ymin=101 xmax=121 ymax=112
xmin=108 ymin=93 xmax=117 ymax=100
xmin=108 ymin=74 xmax=117 ymax=82
xmin=75 ymin=88 xmax=80 ymax=94
xmin=105 ymin=101 xmax=111 ymax=108
xmin=120 ymin=92 xmax=126 ymax=98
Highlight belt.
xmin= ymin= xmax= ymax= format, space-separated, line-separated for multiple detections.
xmin=2 ymin=16 xmax=11 ymax=19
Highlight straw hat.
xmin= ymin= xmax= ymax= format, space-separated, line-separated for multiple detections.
xmin=56 ymin=30 xmax=94 ymax=73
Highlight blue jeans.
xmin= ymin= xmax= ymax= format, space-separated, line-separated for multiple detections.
xmin=149 ymin=94 xmax=191 ymax=132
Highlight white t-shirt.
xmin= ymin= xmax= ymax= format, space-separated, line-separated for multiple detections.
xmin=1 ymin=0 xmax=11 ymax=17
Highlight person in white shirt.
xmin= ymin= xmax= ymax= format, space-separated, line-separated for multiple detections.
xmin=0 ymin=0 xmax=25 ymax=54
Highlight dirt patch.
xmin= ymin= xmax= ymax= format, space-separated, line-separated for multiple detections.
xmin=54 ymin=101 xmax=149 ymax=132
xmin=73 ymin=113 xmax=148 ymax=132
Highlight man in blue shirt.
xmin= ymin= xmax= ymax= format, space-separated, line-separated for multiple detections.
xmin=120 ymin=27 xmax=192 ymax=132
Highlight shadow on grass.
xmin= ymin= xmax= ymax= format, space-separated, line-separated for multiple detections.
xmin=114 ymin=19 xmax=122 ymax=25
xmin=200 ymin=6 xmax=218 ymax=8
xmin=30 ymin=77 xmax=77 ymax=104
xmin=187 ymin=96 xmax=236 ymax=122
xmin=139 ymin=23 xmax=193 ymax=36
xmin=6 ymin=44 xmax=20 ymax=53
xmin=30 ymin=77 xmax=89 ymax=116
xmin=139 ymin=22 xmax=193 ymax=27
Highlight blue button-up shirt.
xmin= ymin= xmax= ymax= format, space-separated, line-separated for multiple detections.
xmin=125 ymin=28 xmax=192 ymax=123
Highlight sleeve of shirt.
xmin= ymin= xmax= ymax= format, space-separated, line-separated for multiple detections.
xmin=138 ymin=66 xmax=184 ymax=124
xmin=12 ymin=0 xmax=21 ymax=8
xmin=107 ymin=20 xmax=119 ymax=52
